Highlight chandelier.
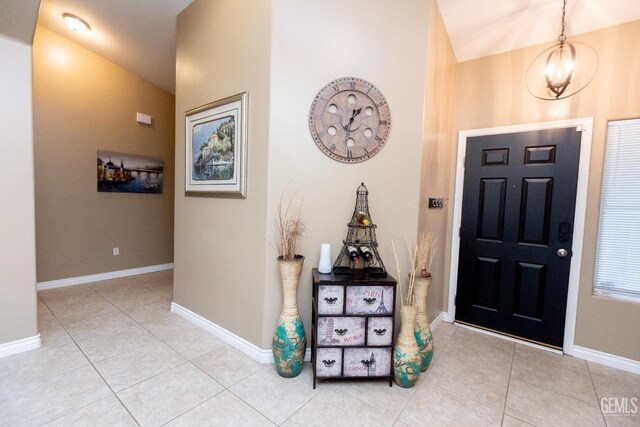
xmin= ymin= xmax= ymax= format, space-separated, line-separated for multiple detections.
xmin=525 ymin=0 xmax=598 ymax=100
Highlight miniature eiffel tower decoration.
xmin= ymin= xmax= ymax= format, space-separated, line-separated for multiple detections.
xmin=333 ymin=183 xmax=386 ymax=277
xmin=375 ymin=290 xmax=388 ymax=314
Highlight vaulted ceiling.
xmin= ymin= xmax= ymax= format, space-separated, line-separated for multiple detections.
xmin=34 ymin=0 xmax=640 ymax=94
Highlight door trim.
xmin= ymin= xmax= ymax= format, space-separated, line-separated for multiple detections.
xmin=447 ymin=118 xmax=593 ymax=355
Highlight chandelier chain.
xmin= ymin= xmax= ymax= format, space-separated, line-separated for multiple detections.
xmin=559 ymin=0 xmax=567 ymax=43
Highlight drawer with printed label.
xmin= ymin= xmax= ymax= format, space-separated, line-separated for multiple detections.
xmin=317 ymin=285 xmax=344 ymax=315
xmin=345 ymin=285 xmax=394 ymax=315
xmin=316 ymin=316 xmax=365 ymax=347
xmin=343 ymin=347 xmax=392 ymax=377
xmin=315 ymin=348 xmax=342 ymax=378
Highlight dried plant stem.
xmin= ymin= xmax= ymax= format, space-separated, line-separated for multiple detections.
xmin=390 ymin=239 xmax=404 ymax=307
xmin=403 ymin=234 xmax=419 ymax=306
xmin=416 ymin=231 xmax=437 ymax=277
xmin=273 ymin=188 xmax=305 ymax=261
xmin=407 ymin=249 xmax=417 ymax=306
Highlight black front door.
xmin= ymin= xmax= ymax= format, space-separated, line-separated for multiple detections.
xmin=456 ymin=127 xmax=581 ymax=348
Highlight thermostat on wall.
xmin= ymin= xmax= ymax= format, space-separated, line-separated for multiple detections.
xmin=136 ymin=112 xmax=152 ymax=125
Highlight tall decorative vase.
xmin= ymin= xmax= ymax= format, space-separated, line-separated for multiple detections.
xmin=413 ymin=275 xmax=434 ymax=371
xmin=272 ymin=256 xmax=306 ymax=378
xmin=393 ymin=305 xmax=421 ymax=388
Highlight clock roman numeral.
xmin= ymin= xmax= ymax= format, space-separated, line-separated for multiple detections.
xmin=332 ymin=84 xmax=340 ymax=93
xmin=375 ymin=136 xmax=383 ymax=142
xmin=363 ymin=147 xmax=369 ymax=154
xmin=349 ymin=81 xmax=355 ymax=89
xmin=379 ymin=120 xmax=387 ymax=126
xmin=317 ymin=131 xmax=326 ymax=139
xmin=376 ymin=101 xmax=385 ymax=107
xmin=330 ymin=144 xmax=337 ymax=152
xmin=347 ymin=150 xmax=353 ymax=159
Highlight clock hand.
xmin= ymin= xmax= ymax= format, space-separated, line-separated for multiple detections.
xmin=344 ymin=107 xmax=364 ymax=131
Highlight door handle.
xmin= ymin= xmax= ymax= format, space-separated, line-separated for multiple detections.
xmin=557 ymin=249 xmax=569 ymax=257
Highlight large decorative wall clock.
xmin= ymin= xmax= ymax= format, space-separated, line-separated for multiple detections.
xmin=309 ymin=77 xmax=391 ymax=163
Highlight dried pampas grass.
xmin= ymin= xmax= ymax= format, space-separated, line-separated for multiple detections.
xmin=273 ymin=189 xmax=305 ymax=261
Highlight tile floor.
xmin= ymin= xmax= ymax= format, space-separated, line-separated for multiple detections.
xmin=1 ymin=271 xmax=638 ymax=426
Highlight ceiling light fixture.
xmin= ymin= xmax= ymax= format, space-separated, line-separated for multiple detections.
xmin=63 ymin=13 xmax=91 ymax=33
xmin=525 ymin=0 xmax=598 ymax=100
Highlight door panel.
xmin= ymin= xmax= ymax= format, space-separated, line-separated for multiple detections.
xmin=456 ymin=127 xmax=581 ymax=348
xmin=478 ymin=178 xmax=506 ymax=241
xmin=518 ymin=178 xmax=553 ymax=244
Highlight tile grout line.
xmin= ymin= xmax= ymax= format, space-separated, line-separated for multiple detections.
xmin=38 ymin=291 xmax=142 ymax=426
xmin=585 ymin=361 xmax=609 ymax=426
xmin=37 ymin=276 xmax=176 ymax=426
xmin=225 ymin=372 xmax=284 ymax=426
xmin=277 ymin=387 xmax=325 ymax=426
xmin=392 ymin=324 xmax=460 ymax=425
xmin=409 ymin=326 xmax=511 ymax=417
xmin=500 ymin=341 xmax=517 ymax=425
xmin=156 ymin=362 xmax=228 ymax=426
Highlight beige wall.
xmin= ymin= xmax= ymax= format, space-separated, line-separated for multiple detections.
xmin=0 ymin=34 xmax=38 ymax=345
xmin=175 ymin=0 xmax=429 ymax=349
xmin=418 ymin=0 xmax=458 ymax=320
xmin=263 ymin=0 xmax=430 ymax=347
xmin=452 ymin=21 xmax=640 ymax=360
xmin=32 ymin=26 xmax=175 ymax=282
xmin=174 ymin=0 xmax=272 ymax=346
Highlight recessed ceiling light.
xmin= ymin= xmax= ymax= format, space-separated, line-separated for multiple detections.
xmin=63 ymin=13 xmax=91 ymax=33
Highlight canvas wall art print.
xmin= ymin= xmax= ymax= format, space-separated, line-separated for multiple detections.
xmin=97 ymin=151 xmax=163 ymax=194
xmin=185 ymin=92 xmax=248 ymax=197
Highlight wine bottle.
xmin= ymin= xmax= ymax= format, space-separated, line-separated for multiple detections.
xmin=355 ymin=211 xmax=370 ymax=226
xmin=360 ymin=245 xmax=375 ymax=264
xmin=346 ymin=245 xmax=360 ymax=264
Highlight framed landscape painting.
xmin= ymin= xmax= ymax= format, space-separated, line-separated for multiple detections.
xmin=97 ymin=150 xmax=163 ymax=194
xmin=185 ymin=92 xmax=248 ymax=197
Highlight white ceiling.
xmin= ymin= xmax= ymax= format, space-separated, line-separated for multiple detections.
xmin=437 ymin=0 xmax=640 ymax=63
xmin=35 ymin=1 xmax=640 ymax=93
xmin=37 ymin=0 xmax=193 ymax=93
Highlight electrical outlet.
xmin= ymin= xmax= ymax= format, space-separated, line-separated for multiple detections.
xmin=113 ymin=247 xmax=120 ymax=256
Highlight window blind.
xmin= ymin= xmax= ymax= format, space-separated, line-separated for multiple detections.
xmin=594 ymin=118 xmax=640 ymax=299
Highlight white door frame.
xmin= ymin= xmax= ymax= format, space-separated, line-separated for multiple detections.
xmin=447 ymin=118 xmax=593 ymax=355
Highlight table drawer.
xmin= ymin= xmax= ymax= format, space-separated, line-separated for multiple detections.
xmin=345 ymin=286 xmax=394 ymax=315
xmin=316 ymin=317 xmax=365 ymax=346
xmin=315 ymin=348 xmax=342 ymax=377
xmin=366 ymin=317 xmax=393 ymax=346
xmin=317 ymin=285 xmax=344 ymax=315
xmin=343 ymin=348 xmax=392 ymax=377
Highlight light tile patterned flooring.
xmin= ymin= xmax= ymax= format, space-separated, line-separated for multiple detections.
xmin=1 ymin=271 xmax=638 ymax=426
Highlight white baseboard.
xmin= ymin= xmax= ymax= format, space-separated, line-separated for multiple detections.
xmin=171 ymin=302 xmax=311 ymax=364
xmin=573 ymin=345 xmax=640 ymax=375
xmin=442 ymin=311 xmax=455 ymax=323
xmin=430 ymin=311 xmax=445 ymax=330
xmin=440 ymin=311 xmax=639 ymax=373
xmin=0 ymin=334 xmax=41 ymax=359
xmin=37 ymin=263 xmax=174 ymax=291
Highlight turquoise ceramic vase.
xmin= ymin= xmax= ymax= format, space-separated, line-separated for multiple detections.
xmin=413 ymin=275 xmax=434 ymax=371
xmin=393 ymin=305 xmax=421 ymax=388
xmin=272 ymin=256 xmax=306 ymax=378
